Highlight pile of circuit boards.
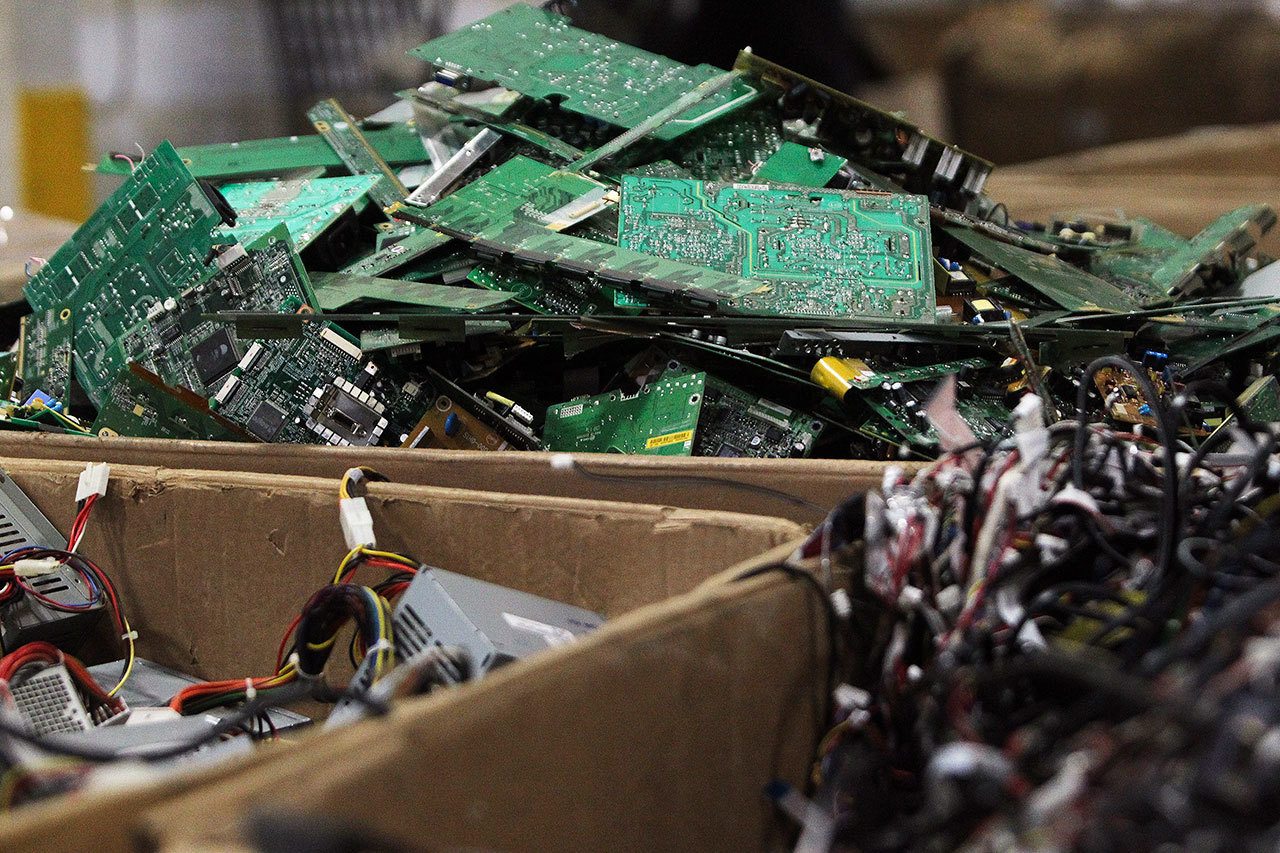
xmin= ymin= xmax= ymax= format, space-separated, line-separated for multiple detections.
xmin=6 ymin=3 xmax=1279 ymax=460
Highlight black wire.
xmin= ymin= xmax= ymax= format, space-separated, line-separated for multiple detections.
xmin=1201 ymin=432 xmax=1277 ymax=534
xmin=1072 ymin=357 xmax=1179 ymax=581
xmin=0 ymin=681 xmax=312 ymax=763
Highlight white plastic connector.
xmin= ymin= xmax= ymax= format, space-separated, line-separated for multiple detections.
xmin=340 ymin=496 xmax=377 ymax=550
xmin=13 ymin=557 xmax=61 ymax=578
xmin=834 ymin=683 xmax=871 ymax=715
xmin=76 ymin=462 xmax=110 ymax=502
xmin=830 ymin=588 xmax=852 ymax=620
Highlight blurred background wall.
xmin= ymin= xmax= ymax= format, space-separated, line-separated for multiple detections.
xmin=1 ymin=0 xmax=1278 ymax=221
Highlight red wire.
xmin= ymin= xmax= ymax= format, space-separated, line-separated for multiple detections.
xmin=67 ymin=495 xmax=95 ymax=551
xmin=275 ymin=613 xmax=304 ymax=673
xmin=338 ymin=556 xmax=418 ymax=585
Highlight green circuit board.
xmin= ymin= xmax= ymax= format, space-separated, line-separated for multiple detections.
xmin=0 ymin=352 xmax=17 ymax=402
xmin=219 ymin=175 xmax=380 ymax=249
xmin=544 ymin=372 xmax=706 ymax=455
xmin=618 ymin=177 xmax=935 ymax=319
xmin=1089 ymin=206 xmax=1277 ymax=301
xmin=733 ymin=51 xmax=991 ymax=210
xmin=406 ymin=155 xmax=611 ymax=236
xmin=653 ymin=357 xmax=823 ymax=457
xmin=754 ymin=142 xmax=847 ymax=188
xmin=666 ymin=101 xmax=785 ymax=182
xmin=309 ymin=271 xmax=514 ymax=312
xmin=946 ymin=226 xmax=1138 ymax=314
xmin=24 ymin=141 xmax=231 ymax=407
xmin=399 ymin=156 xmax=766 ymax=311
xmin=95 ymin=124 xmax=429 ymax=180
xmin=695 ymin=376 xmax=823 ymax=458
xmin=105 ymin=228 xmax=318 ymax=398
xmin=308 ymin=99 xmax=409 ymax=210
xmin=409 ymin=4 xmax=758 ymax=143
xmin=19 ymin=307 xmax=75 ymax=405
xmin=341 ymin=226 xmax=453 ymax=277
xmin=92 ymin=364 xmax=252 ymax=441
xmin=863 ymin=389 xmax=1013 ymax=449
xmin=839 ymin=356 xmax=998 ymax=391
xmin=467 ymin=263 xmax=615 ymax=315
xmin=208 ymin=322 xmax=428 ymax=446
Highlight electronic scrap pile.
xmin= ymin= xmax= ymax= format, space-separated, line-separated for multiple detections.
xmin=773 ymin=373 xmax=1280 ymax=850
xmin=4 ymin=3 xmax=1279 ymax=462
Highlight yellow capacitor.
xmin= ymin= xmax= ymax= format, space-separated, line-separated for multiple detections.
xmin=811 ymin=357 xmax=875 ymax=401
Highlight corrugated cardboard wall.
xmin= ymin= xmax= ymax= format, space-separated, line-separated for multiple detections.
xmin=143 ymin=567 xmax=826 ymax=853
xmin=0 ymin=460 xmax=805 ymax=852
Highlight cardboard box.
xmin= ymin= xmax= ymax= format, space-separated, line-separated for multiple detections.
xmin=122 ymin=544 xmax=828 ymax=853
xmin=940 ymin=4 xmax=1280 ymax=165
xmin=990 ymin=123 xmax=1280 ymax=253
xmin=0 ymin=433 xmax=892 ymax=524
xmin=0 ymin=459 xmax=805 ymax=852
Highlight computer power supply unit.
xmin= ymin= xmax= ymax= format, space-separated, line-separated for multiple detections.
xmin=0 ymin=470 xmax=104 ymax=653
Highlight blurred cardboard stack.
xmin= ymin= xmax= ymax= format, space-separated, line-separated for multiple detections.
xmin=991 ymin=123 xmax=1280 ymax=255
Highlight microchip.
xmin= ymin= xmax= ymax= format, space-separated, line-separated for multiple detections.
xmin=190 ymin=328 xmax=239 ymax=387
xmin=765 ymin=426 xmax=785 ymax=442
xmin=158 ymin=321 xmax=182 ymax=344
xmin=716 ymin=443 xmax=745 ymax=457
xmin=246 ymin=401 xmax=287 ymax=441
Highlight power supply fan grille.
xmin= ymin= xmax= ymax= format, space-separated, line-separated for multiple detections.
xmin=10 ymin=665 xmax=92 ymax=736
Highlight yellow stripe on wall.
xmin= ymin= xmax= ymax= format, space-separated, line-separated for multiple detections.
xmin=17 ymin=87 xmax=92 ymax=222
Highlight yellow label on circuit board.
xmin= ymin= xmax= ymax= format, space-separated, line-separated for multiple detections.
xmin=645 ymin=429 xmax=695 ymax=449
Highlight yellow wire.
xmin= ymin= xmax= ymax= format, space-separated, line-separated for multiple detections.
xmin=47 ymin=408 xmax=85 ymax=430
xmin=338 ymin=466 xmax=382 ymax=500
xmin=333 ymin=546 xmax=417 ymax=584
xmin=108 ymin=618 xmax=135 ymax=697
xmin=374 ymin=593 xmax=393 ymax=678
xmin=334 ymin=546 xmax=363 ymax=583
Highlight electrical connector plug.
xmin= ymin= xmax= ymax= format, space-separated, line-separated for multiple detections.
xmin=76 ymin=463 xmax=110 ymax=503
xmin=340 ymin=497 xmax=377 ymax=550
xmin=13 ymin=557 xmax=61 ymax=578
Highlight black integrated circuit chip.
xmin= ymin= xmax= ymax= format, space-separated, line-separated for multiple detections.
xmin=246 ymin=400 xmax=287 ymax=441
xmin=191 ymin=328 xmax=240 ymax=387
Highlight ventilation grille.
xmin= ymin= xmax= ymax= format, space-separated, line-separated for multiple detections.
xmin=392 ymin=604 xmax=433 ymax=660
xmin=394 ymin=596 xmax=493 ymax=671
xmin=0 ymin=516 xmax=29 ymax=551
xmin=27 ymin=568 xmax=93 ymax=607
xmin=0 ymin=472 xmax=67 ymax=554
xmin=10 ymin=665 xmax=92 ymax=736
